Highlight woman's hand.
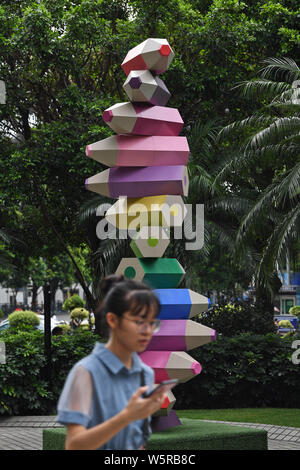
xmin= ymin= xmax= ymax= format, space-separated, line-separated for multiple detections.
xmin=124 ymin=386 xmax=166 ymax=421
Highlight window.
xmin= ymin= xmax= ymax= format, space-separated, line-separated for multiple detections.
xmin=281 ymin=298 xmax=295 ymax=314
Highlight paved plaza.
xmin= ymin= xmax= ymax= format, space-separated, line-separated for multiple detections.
xmin=0 ymin=415 xmax=300 ymax=450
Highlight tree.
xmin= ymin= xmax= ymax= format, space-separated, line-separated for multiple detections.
xmin=1 ymin=0 xmax=299 ymax=311
xmin=215 ymin=57 xmax=300 ymax=299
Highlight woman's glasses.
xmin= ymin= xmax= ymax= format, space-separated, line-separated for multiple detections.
xmin=122 ymin=317 xmax=161 ymax=333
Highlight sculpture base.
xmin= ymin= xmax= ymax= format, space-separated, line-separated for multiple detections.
xmin=151 ymin=410 xmax=182 ymax=432
xmin=43 ymin=418 xmax=268 ymax=450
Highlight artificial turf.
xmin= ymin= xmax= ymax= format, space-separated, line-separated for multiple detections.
xmin=43 ymin=418 xmax=268 ymax=450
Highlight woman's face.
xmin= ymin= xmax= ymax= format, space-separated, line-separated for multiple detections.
xmin=108 ymin=304 xmax=159 ymax=353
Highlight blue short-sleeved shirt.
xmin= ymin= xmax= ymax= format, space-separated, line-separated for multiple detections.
xmin=56 ymin=342 xmax=154 ymax=450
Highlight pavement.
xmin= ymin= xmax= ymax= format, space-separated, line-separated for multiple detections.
xmin=0 ymin=415 xmax=300 ymax=450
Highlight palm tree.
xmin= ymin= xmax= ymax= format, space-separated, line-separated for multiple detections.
xmin=215 ymin=57 xmax=300 ymax=297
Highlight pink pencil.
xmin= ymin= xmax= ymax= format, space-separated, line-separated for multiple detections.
xmin=139 ymin=350 xmax=202 ymax=384
xmin=86 ymin=135 xmax=189 ymax=167
xmin=102 ymin=103 xmax=183 ymax=136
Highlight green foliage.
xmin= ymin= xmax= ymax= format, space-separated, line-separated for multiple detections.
xmin=278 ymin=320 xmax=294 ymax=329
xmin=70 ymin=307 xmax=89 ymax=324
xmin=0 ymin=328 xmax=96 ymax=415
xmin=56 ymin=323 xmax=71 ymax=334
xmin=62 ymin=294 xmax=85 ymax=311
xmin=0 ymin=330 xmax=50 ymax=415
xmin=174 ymin=333 xmax=300 ymax=409
xmin=289 ymin=306 xmax=300 ymax=317
xmin=1 ymin=326 xmax=300 ymax=415
xmin=216 ymin=57 xmax=300 ymax=297
xmin=197 ymin=300 xmax=275 ymax=336
xmin=8 ymin=311 xmax=40 ymax=329
xmin=0 ymin=0 xmax=299 ymax=305
xmin=0 ymin=308 xmax=4 ymax=319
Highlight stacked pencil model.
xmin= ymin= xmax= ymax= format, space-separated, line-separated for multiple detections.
xmin=85 ymin=38 xmax=216 ymax=431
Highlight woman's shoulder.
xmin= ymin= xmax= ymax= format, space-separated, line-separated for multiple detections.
xmin=77 ymin=343 xmax=104 ymax=371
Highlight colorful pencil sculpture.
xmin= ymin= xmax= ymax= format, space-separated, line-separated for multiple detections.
xmin=85 ymin=38 xmax=216 ymax=431
xmin=105 ymin=195 xmax=187 ymax=230
xmin=85 ymin=165 xmax=189 ymax=198
xmin=86 ymin=135 xmax=189 ymax=167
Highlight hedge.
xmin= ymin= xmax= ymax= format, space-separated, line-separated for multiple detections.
xmin=174 ymin=333 xmax=300 ymax=409
xmin=0 ymin=329 xmax=300 ymax=415
xmin=8 ymin=311 xmax=40 ymax=329
xmin=0 ymin=328 xmax=96 ymax=416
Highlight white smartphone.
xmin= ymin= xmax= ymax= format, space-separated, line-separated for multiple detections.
xmin=146 ymin=379 xmax=178 ymax=397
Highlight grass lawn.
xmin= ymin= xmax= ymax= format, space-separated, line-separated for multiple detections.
xmin=176 ymin=408 xmax=300 ymax=428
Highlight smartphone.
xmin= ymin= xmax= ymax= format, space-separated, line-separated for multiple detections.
xmin=146 ymin=379 xmax=178 ymax=397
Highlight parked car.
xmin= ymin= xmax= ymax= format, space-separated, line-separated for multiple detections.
xmin=0 ymin=315 xmax=64 ymax=333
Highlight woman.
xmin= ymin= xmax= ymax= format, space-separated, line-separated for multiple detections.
xmin=56 ymin=275 xmax=165 ymax=450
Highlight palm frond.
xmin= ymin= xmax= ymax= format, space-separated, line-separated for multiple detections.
xmin=206 ymin=196 xmax=254 ymax=218
xmin=275 ymin=161 xmax=300 ymax=203
xmin=245 ymin=116 xmax=300 ymax=151
xmin=236 ymin=183 xmax=279 ymax=243
xmin=188 ymin=167 xmax=217 ymax=200
xmin=256 ymin=204 xmax=300 ymax=290
xmin=217 ymin=114 xmax=275 ymax=143
xmin=233 ymin=79 xmax=291 ymax=101
xmin=207 ymin=220 xmax=237 ymax=257
xmin=78 ymin=194 xmax=115 ymax=226
xmin=249 ymin=142 xmax=299 ymax=160
xmin=188 ymin=119 xmax=221 ymax=165
xmin=0 ymin=228 xmax=11 ymax=245
xmin=260 ymin=57 xmax=300 ymax=83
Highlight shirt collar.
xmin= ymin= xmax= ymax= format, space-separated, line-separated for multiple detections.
xmin=93 ymin=342 xmax=143 ymax=375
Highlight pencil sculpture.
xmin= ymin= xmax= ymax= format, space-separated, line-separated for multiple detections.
xmin=85 ymin=38 xmax=216 ymax=431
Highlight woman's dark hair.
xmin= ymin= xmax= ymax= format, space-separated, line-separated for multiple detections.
xmin=94 ymin=274 xmax=161 ymax=337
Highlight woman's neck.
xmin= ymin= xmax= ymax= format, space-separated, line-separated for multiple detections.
xmin=105 ymin=338 xmax=133 ymax=370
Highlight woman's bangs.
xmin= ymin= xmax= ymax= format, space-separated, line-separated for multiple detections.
xmin=126 ymin=290 xmax=160 ymax=317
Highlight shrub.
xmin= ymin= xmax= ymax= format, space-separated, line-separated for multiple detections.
xmin=0 ymin=308 xmax=4 ymax=320
xmin=0 ymin=329 xmax=49 ymax=415
xmin=0 ymin=328 xmax=97 ymax=416
xmin=278 ymin=320 xmax=293 ymax=328
xmin=197 ymin=299 xmax=275 ymax=337
xmin=62 ymin=294 xmax=85 ymax=312
xmin=174 ymin=332 xmax=300 ymax=409
xmin=1 ymin=328 xmax=300 ymax=415
xmin=8 ymin=311 xmax=40 ymax=329
xmin=289 ymin=306 xmax=300 ymax=317
xmin=56 ymin=324 xmax=71 ymax=334
xmin=70 ymin=308 xmax=89 ymax=325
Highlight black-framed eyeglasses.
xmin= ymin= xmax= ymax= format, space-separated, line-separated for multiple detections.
xmin=122 ymin=316 xmax=161 ymax=333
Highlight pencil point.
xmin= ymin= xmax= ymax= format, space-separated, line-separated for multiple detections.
xmin=129 ymin=76 xmax=142 ymax=89
xmin=191 ymin=362 xmax=202 ymax=375
xmin=159 ymin=44 xmax=171 ymax=56
xmin=85 ymin=145 xmax=92 ymax=157
xmin=102 ymin=109 xmax=113 ymax=122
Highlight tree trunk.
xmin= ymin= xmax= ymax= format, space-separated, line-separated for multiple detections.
xmin=43 ymin=284 xmax=52 ymax=385
xmin=31 ymin=284 xmax=39 ymax=311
